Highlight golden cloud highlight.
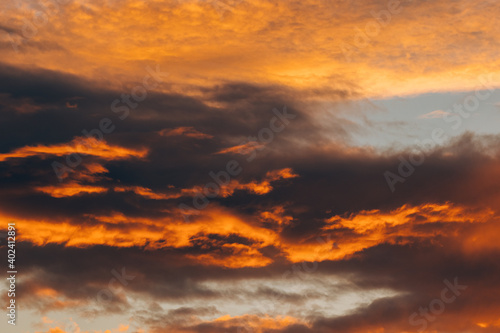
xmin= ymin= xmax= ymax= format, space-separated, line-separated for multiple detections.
xmin=1 ymin=203 xmax=497 ymax=269
xmin=2 ymin=0 xmax=500 ymax=99
xmin=284 ymin=203 xmax=497 ymax=262
xmin=0 ymin=137 xmax=147 ymax=162
xmin=36 ymin=183 xmax=108 ymax=198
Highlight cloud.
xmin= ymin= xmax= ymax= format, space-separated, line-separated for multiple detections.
xmin=418 ymin=110 xmax=452 ymax=119
xmin=159 ymin=127 xmax=213 ymax=139
xmin=0 ymin=137 xmax=148 ymax=162
xmin=35 ymin=182 xmax=108 ymax=198
xmin=2 ymin=0 xmax=500 ymax=99
xmin=1 ymin=21 xmax=500 ymax=331
xmin=216 ymin=141 xmax=266 ymax=155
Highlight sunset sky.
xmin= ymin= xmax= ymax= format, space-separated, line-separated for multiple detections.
xmin=1 ymin=0 xmax=500 ymax=332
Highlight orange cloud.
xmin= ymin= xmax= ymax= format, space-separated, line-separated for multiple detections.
xmin=28 ymin=285 xmax=84 ymax=313
xmin=159 ymin=127 xmax=213 ymax=139
xmin=185 ymin=243 xmax=273 ymax=268
xmin=475 ymin=319 xmax=500 ymax=329
xmin=113 ymin=168 xmax=297 ymax=200
xmin=285 ymin=203 xmax=497 ymax=262
xmin=2 ymin=0 xmax=500 ymax=99
xmin=260 ymin=206 xmax=294 ymax=227
xmin=37 ymin=322 xmax=129 ymax=333
xmin=2 ymin=202 xmax=497 ymax=268
xmin=114 ymin=186 xmax=180 ymax=200
xmin=35 ymin=288 xmax=59 ymax=298
xmin=84 ymin=163 xmax=109 ymax=175
xmin=116 ymin=324 xmax=129 ymax=332
xmin=150 ymin=314 xmax=306 ymax=333
xmin=0 ymin=137 xmax=147 ymax=162
xmin=207 ymin=314 xmax=306 ymax=332
xmin=217 ymin=168 xmax=298 ymax=196
xmin=216 ymin=141 xmax=266 ymax=155
xmin=36 ymin=182 xmax=108 ymax=198
xmin=113 ymin=185 xmax=200 ymax=200
xmin=48 ymin=328 xmax=67 ymax=333
xmin=0 ymin=207 xmax=278 ymax=268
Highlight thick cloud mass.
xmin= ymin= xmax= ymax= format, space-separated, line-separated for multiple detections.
xmin=1 ymin=1 xmax=500 ymax=332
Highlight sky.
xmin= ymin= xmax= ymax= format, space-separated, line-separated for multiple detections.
xmin=1 ymin=0 xmax=500 ymax=332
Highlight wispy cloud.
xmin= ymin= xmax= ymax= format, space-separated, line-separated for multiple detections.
xmin=418 ymin=110 xmax=452 ymax=119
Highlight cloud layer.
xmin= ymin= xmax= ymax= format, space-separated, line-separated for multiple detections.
xmin=1 ymin=1 xmax=500 ymax=333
